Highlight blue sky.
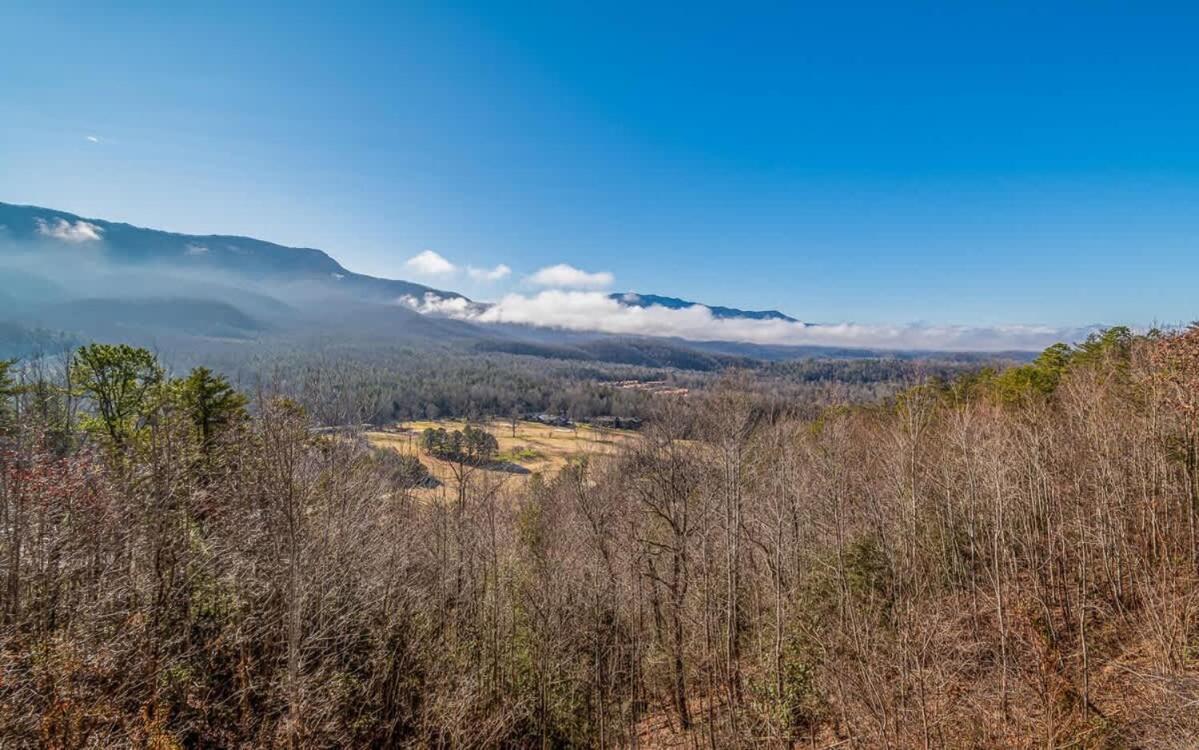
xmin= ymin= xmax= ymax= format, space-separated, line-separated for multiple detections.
xmin=3 ymin=1 xmax=1199 ymax=329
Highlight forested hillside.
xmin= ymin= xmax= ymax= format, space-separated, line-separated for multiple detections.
xmin=2 ymin=326 xmax=1198 ymax=747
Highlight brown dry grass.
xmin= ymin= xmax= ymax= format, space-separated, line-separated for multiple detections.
xmin=366 ymin=418 xmax=639 ymax=492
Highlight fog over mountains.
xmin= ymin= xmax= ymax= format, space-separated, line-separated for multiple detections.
xmin=0 ymin=201 xmax=1095 ymax=355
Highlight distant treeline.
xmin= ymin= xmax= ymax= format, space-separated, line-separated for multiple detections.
xmin=0 ymin=317 xmax=1011 ymax=425
xmin=208 ymin=338 xmax=1006 ymax=426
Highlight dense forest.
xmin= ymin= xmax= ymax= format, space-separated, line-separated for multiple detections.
xmin=0 ymin=314 xmax=1009 ymax=426
xmin=3 ymin=326 xmax=1198 ymax=747
xmin=179 ymin=338 xmax=1008 ymax=426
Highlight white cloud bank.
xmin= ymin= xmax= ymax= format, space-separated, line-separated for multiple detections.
xmin=404 ymin=250 xmax=457 ymax=275
xmin=399 ymin=290 xmax=1094 ymax=352
xmin=35 ymin=217 xmax=104 ymax=243
xmin=468 ymin=263 xmax=512 ymax=282
xmin=528 ymin=263 xmax=614 ymax=289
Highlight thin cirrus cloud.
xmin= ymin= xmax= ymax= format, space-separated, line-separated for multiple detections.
xmin=400 ymin=289 xmax=1096 ymax=352
xmin=404 ymin=249 xmax=457 ymax=275
xmin=85 ymin=135 xmax=101 ymax=143
xmin=467 ymin=263 xmax=512 ymax=282
xmin=35 ymin=217 xmax=104 ymax=243
xmin=528 ymin=263 xmax=614 ymax=289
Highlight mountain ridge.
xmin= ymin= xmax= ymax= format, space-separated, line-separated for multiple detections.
xmin=610 ymin=292 xmax=799 ymax=322
xmin=1 ymin=202 xmax=809 ymax=327
xmin=0 ymin=201 xmax=463 ymax=305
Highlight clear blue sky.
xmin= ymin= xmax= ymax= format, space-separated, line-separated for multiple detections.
xmin=3 ymin=1 xmax=1198 ymax=327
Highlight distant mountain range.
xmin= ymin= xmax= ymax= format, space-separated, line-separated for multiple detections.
xmin=0 ymin=201 xmax=1021 ymax=366
xmin=610 ymin=293 xmax=799 ymax=323
xmin=0 ymin=201 xmax=795 ymax=324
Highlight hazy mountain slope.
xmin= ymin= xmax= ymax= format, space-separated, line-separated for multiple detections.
xmin=0 ymin=268 xmax=67 ymax=314
xmin=0 ymin=201 xmax=462 ymax=304
xmin=0 ymin=321 xmax=76 ymax=359
xmin=31 ymin=297 xmax=267 ymax=340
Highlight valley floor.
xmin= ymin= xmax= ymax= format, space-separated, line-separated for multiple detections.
xmin=367 ymin=418 xmax=640 ymax=491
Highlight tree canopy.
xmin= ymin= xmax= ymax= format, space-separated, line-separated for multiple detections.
xmin=421 ymin=424 xmax=499 ymax=464
xmin=70 ymin=343 xmax=165 ymax=448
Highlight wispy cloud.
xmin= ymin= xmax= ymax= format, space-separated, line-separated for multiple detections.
xmin=467 ymin=263 xmax=512 ymax=282
xmin=85 ymin=135 xmax=101 ymax=143
xmin=528 ymin=263 xmax=614 ymax=289
xmin=400 ymin=290 xmax=1093 ymax=352
xmin=404 ymin=249 xmax=457 ymax=275
xmin=35 ymin=217 xmax=103 ymax=243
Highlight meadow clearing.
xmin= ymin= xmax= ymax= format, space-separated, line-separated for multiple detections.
xmin=366 ymin=418 xmax=639 ymax=491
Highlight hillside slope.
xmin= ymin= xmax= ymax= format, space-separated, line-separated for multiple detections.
xmin=0 ymin=201 xmax=462 ymax=304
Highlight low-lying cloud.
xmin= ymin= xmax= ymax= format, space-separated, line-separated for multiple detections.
xmin=400 ymin=290 xmax=1093 ymax=352
xmin=35 ymin=217 xmax=104 ymax=243
xmin=528 ymin=263 xmax=614 ymax=289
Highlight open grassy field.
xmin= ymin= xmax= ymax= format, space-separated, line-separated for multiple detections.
xmin=366 ymin=418 xmax=639 ymax=490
